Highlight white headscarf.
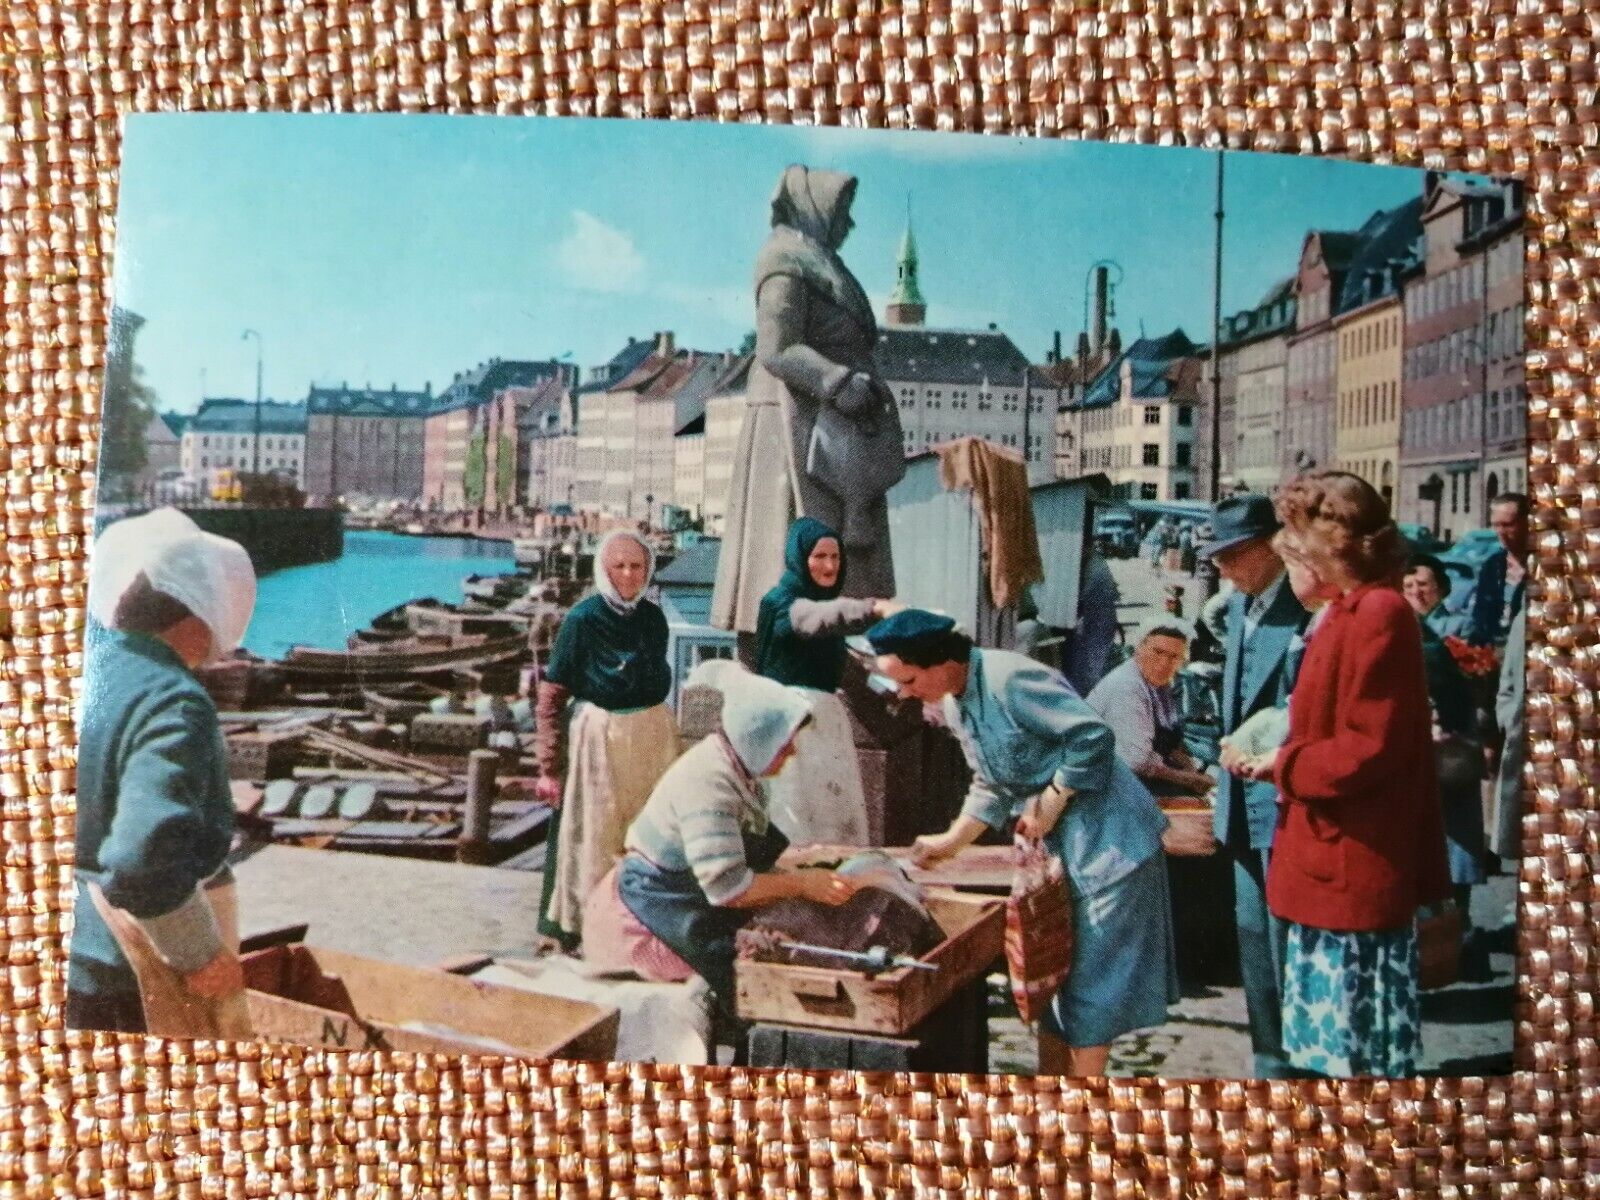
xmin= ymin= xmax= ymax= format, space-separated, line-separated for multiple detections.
xmin=687 ymin=659 xmax=814 ymax=778
xmin=594 ymin=528 xmax=656 ymax=615
xmin=88 ymin=507 xmax=258 ymax=662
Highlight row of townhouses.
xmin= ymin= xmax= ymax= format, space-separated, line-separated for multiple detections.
xmin=1193 ymin=170 xmax=1526 ymax=539
xmin=152 ymin=170 xmax=1522 ymax=543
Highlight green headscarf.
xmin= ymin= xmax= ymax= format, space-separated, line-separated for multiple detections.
xmin=753 ymin=518 xmax=850 ymax=691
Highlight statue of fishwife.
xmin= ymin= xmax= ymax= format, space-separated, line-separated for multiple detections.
xmin=711 ymin=165 xmax=904 ymax=653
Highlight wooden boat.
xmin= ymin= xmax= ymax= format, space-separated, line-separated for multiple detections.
xmin=361 ymin=682 xmax=446 ymax=725
xmin=463 ymin=572 xmax=526 ymax=604
xmin=278 ymin=633 xmax=530 ymax=685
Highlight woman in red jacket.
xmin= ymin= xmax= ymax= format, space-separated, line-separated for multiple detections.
xmin=1239 ymin=471 xmax=1451 ymax=1077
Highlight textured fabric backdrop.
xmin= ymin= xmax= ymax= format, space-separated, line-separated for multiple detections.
xmin=0 ymin=2 xmax=1587 ymax=1196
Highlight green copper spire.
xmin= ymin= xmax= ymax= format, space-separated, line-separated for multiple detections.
xmin=886 ymin=198 xmax=927 ymax=326
xmin=889 ymin=215 xmax=926 ymax=309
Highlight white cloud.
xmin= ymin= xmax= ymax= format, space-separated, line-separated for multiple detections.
xmin=555 ymin=209 xmax=646 ymax=294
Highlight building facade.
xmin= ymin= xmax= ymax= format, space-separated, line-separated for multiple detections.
xmin=180 ymin=398 xmax=307 ymax=497
xmin=699 ymin=356 xmax=752 ymax=537
xmin=1398 ymin=176 xmax=1527 ymax=536
xmin=876 ymin=326 xmax=1047 ymax=479
xmin=1333 ymin=291 xmax=1405 ymax=509
xmin=513 ymin=376 xmax=577 ymax=512
xmin=572 ymin=337 xmax=658 ymax=513
xmin=1193 ymin=278 xmax=1294 ymax=499
xmin=303 ymin=383 xmax=433 ymax=503
xmin=1283 ymin=230 xmax=1359 ymax=477
xmin=1076 ymin=330 xmax=1202 ymax=501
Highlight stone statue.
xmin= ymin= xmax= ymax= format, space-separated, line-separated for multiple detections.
xmin=711 ymin=165 xmax=904 ymax=645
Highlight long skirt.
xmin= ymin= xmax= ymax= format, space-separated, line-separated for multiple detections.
xmin=762 ymin=689 xmax=870 ymax=848
xmin=1281 ymin=920 xmax=1421 ymax=1077
xmin=1041 ymin=852 xmax=1180 ymax=1049
xmin=542 ymin=702 xmax=680 ymax=945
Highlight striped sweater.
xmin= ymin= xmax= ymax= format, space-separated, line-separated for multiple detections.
xmin=624 ymin=735 xmax=768 ymax=905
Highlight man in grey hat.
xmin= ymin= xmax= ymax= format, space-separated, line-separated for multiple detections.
xmin=1200 ymin=493 xmax=1308 ymax=1079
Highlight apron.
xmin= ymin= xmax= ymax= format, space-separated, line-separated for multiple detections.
xmin=544 ymin=701 xmax=681 ymax=943
xmin=85 ymin=870 xmax=253 ymax=1040
xmin=615 ymin=823 xmax=791 ymax=1004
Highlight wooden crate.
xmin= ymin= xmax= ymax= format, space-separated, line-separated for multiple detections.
xmin=734 ymin=888 xmax=1003 ymax=1036
xmin=241 ymin=942 xmax=618 ymax=1061
xmin=226 ymin=730 xmax=305 ymax=781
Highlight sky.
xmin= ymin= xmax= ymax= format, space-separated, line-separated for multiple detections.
xmin=112 ymin=114 xmax=1487 ymax=414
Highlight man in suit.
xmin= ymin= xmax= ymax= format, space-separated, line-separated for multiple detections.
xmin=1470 ymin=492 xmax=1528 ymax=649
xmin=1200 ymin=494 xmax=1308 ymax=1079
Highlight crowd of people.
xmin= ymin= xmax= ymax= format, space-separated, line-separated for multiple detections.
xmin=531 ymin=470 xmax=1525 ymax=1078
xmin=66 ymin=474 xmax=1525 ymax=1079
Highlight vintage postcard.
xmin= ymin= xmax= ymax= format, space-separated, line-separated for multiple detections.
xmin=73 ymin=113 xmax=1525 ymax=1079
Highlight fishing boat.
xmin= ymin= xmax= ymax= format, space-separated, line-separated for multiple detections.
xmin=361 ymin=681 xmax=447 ymax=725
xmin=277 ymin=633 xmax=530 ymax=686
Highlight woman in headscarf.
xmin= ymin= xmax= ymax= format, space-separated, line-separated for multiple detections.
xmin=711 ymin=164 xmax=904 ymax=663
xmin=534 ymin=528 xmax=679 ymax=949
xmin=753 ymin=516 xmax=895 ymax=845
xmin=72 ymin=508 xmax=258 ymax=1038
xmin=582 ymin=662 xmax=861 ymax=1009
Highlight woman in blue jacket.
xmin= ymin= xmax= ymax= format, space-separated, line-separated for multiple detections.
xmin=870 ymin=609 xmax=1178 ymax=1077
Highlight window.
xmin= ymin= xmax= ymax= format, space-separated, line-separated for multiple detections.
xmin=1174 ymin=482 xmax=1191 ymax=499
xmin=1143 ymin=406 xmax=1161 ymax=425
xmin=1142 ymin=444 xmax=1160 ymax=467
xmin=1177 ymin=406 xmax=1193 ymax=426
xmin=1176 ymin=444 xmax=1192 ymax=467
xmin=1140 ymin=483 xmax=1159 ymax=500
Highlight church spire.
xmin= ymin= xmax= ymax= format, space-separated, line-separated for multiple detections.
xmin=886 ymin=197 xmax=927 ymax=327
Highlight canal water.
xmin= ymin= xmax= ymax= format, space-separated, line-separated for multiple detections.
xmin=242 ymin=530 xmax=518 ymax=659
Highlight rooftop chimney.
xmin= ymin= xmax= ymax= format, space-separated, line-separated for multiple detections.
xmin=1052 ymin=330 xmax=1062 ymax=363
xmin=1091 ymin=266 xmax=1109 ymax=356
xmin=657 ymin=330 xmax=675 ymax=357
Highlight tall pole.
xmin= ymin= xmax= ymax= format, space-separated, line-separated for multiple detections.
xmin=1209 ymin=151 xmax=1225 ymax=503
xmin=1478 ymin=221 xmax=1491 ymax=519
xmin=242 ymin=329 xmax=263 ymax=478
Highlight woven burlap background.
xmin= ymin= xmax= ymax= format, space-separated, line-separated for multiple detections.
xmin=0 ymin=2 xmax=1588 ymax=1195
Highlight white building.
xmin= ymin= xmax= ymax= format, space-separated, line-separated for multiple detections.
xmin=699 ymin=356 xmax=751 ymax=537
xmin=1074 ymin=329 xmax=1202 ymax=502
xmin=875 ymin=327 xmax=1049 ymax=482
xmin=180 ymin=398 xmax=307 ymax=497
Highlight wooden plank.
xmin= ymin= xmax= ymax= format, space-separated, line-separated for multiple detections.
xmin=733 ymin=889 xmax=1003 ymax=1035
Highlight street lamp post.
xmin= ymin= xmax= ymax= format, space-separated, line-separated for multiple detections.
xmin=241 ymin=329 xmax=263 ymax=480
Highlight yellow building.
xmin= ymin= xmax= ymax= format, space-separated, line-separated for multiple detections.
xmin=1333 ymin=289 xmax=1404 ymax=512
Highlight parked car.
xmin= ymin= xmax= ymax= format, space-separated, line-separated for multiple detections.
xmin=1093 ymin=508 xmax=1139 ymax=558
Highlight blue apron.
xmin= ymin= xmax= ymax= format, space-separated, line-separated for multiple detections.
xmin=617 ymin=822 xmax=791 ymax=1005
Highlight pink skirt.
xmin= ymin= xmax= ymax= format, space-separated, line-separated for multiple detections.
xmin=581 ymin=863 xmax=696 ymax=983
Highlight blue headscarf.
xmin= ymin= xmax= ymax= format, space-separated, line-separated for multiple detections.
xmin=753 ymin=518 xmax=850 ymax=691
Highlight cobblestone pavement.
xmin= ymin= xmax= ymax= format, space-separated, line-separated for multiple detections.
xmin=987 ymin=873 xmax=1515 ymax=1078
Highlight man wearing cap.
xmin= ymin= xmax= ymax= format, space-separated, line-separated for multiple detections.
xmin=1200 ymin=493 xmax=1308 ymax=1079
xmin=868 ymin=609 xmax=1177 ymax=1077
xmin=69 ymin=509 xmax=258 ymax=1035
